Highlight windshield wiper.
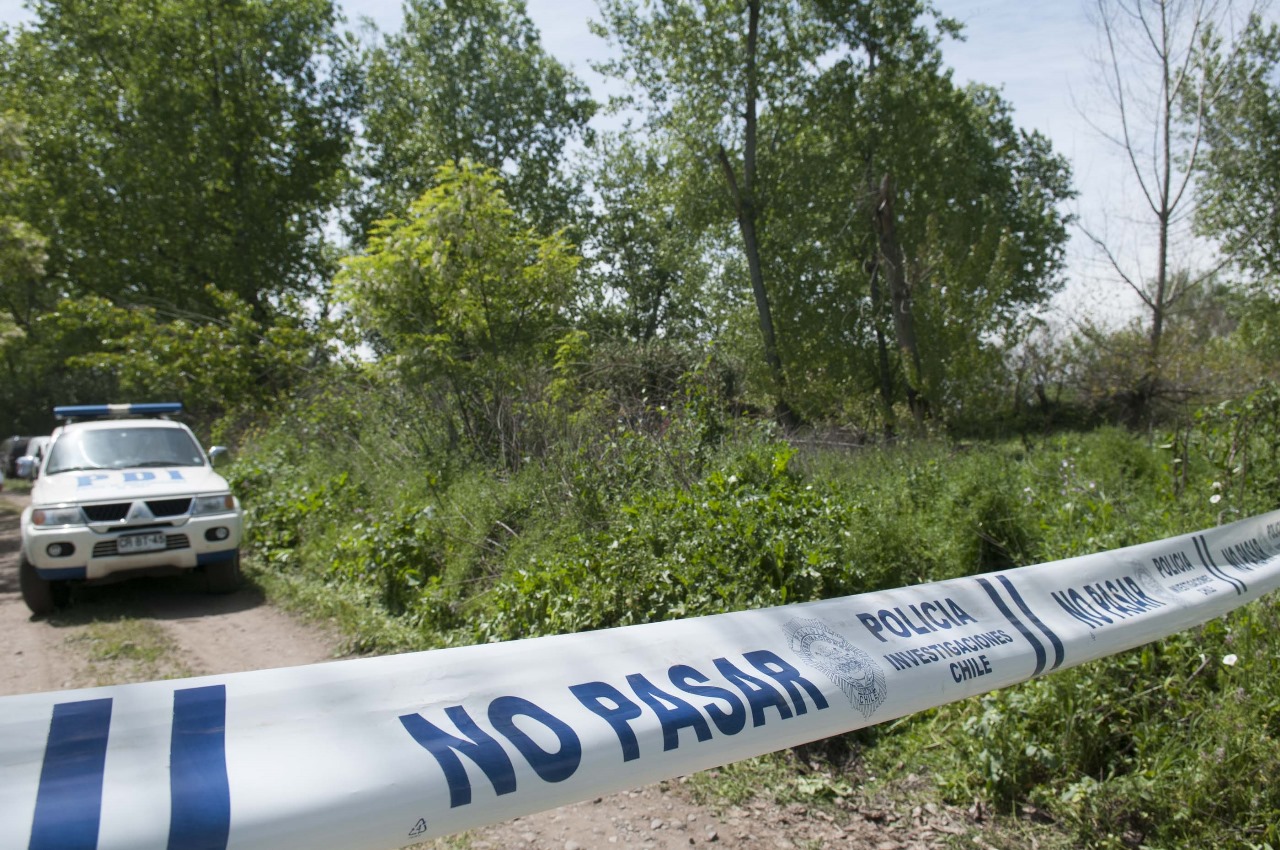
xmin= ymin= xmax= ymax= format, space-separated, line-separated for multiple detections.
xmin=47 ymin=465 xmax=108 ymax=474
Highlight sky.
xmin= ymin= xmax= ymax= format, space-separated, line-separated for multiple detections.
xmin=0 ymin=0 xmax=1258 ymax=326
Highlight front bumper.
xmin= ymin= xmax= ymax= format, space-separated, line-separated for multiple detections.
xmin=23 ymin=512 xmax=243 ymax=581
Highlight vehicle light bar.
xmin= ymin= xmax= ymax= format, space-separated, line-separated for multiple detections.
xmin=53 ymin=402 xmax=184 ymax=420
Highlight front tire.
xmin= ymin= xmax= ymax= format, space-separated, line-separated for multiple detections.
xmin=20 ymin=556 xmax=69 ymax=616
xmin=204 ymin=551 xmax=242 ymax=594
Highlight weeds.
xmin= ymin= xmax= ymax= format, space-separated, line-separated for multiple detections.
xmin=224 ymin=375 xmax=1280 ymax=849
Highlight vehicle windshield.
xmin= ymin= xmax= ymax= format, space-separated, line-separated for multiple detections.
xmin=45 ymin=426 xmax=206 ymax=474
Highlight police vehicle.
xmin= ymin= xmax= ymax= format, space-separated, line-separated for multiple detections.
xmin=18 ymin=403 xmax=243 ymax=616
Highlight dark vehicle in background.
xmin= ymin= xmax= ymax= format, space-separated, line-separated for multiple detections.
xmin=2 ymin=436 xmax=38 ymax=479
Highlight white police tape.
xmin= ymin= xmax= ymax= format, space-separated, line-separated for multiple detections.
xmin=3 ymin=510 xmax=1280 ymax=850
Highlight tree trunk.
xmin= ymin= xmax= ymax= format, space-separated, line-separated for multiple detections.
xmin=867 ymin=256 xmax=896 ymax=433
xmin=717 ymin=0 xmax=795 ymax=428
xmin=873 ymin=173 xmax=926 ymax=424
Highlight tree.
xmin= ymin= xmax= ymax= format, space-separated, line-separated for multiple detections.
xmin=30 ymin=290 xmax=322 ymax=425
xmin=582 ymin=132 xmax=728 ymax=344
xmin=760 ymin=44 xmax=1073 ymax=424
xmin=338 ymin=161 xmax=580 ymax=461
xmin=356 ymin=0 xmax=595 ymax=240
xmin=595 ymin=0 xmax=1073 ymax=428
xmin=1083 ymin=0 xmax=1259 ymax=409
xmin=0 ymin=0 xmax=357 ymax=321
xmin=1196 ymin=17 xmax=1280 ymax=284
xmin=0 ymin=111 xmax=46 ymax=333
xmin=594 ymin=0 xmax=830 ymax=423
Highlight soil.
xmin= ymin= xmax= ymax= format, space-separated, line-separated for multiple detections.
xmin=0 ymin=490 xmax=997 ymax=850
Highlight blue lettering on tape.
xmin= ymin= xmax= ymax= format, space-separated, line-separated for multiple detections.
xmin=30 ymin=698 xmax=114 ymax=850
xmin=743 ymin=649 xmax=830 ymax=715
xmin=400 ymin=706 xmax=517 ymax=808
xmin=487 ymin=696 xmax=581 ymax=784
xmin=626 ymin=673 xmax=713 ymax=751
xmin=570 ymin=682 xmax=643 ymax=761
xmin=407 ymin=651 xmax=829 ymax=810
xmin=712 ymin=657 xmax=792 ymax=727
xmin=168 ymin=685 xmax=232 ymax=850
xmin=667 ymin=665 xmax=747 ymax=736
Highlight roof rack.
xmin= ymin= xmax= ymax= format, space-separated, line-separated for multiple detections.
xmin=53 ymin=403 xmax=184 ymax=422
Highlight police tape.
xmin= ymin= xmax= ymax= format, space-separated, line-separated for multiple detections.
xmin=3 ymin=511 xmax=1280 ymax=850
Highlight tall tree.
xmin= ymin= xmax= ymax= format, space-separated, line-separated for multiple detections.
xmin=338 ymin=161 xmax=579 ymax=461
xmin=1195 ymin=17 xmax=1280 ymax=284
xmin=582 ymin=132 xmax=724 ymax=343
xmin=0 ymin=0 xmax=357 ymax=321
xmin=356 ymin=0 xmax=596 ymax=240
xmin=595 ymin=0 xmax=1073 ymax=426
xmin=761 ymin=39 xmax=1073 ymax=423
xmin=0 ymin=111 xmax=46 ymax=333
xmin=1083 ymin=0 xmax=1259 ymax=407
xmin=594 ymin=0 xmax=827 ymax=423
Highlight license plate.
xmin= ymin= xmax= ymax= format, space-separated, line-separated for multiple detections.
xmin=117 ymin=532 xmax=167 ymax=554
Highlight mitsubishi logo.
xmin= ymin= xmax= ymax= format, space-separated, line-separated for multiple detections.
xmin=126 ymin=501 xmax=154 ymax=522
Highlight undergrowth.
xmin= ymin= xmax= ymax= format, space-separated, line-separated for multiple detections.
xmin=226 ymin=375 xmax=1280 ymax=850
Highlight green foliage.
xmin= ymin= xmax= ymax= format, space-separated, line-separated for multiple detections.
xmin=0 ymin=0 xmax=357 ymax=318
xmin=1189 ymin=382 xmax=1280 ymax=517
xmin=580 ymin=132 xmax=730 ymax=344
xmin=481 ymin=442 xmax=852 ymax=639
xmin=592 ymin=0 xmax=1074 ymax=426
xmin=1196 ymin=18 xmax=1280 ymax=284
xmin=226 ymin=366 xmax=1280 ymax=848
xmin=338 ymin=161 xmax=580 ymax=462
xmin=876 ymin=600 xmax=1280 ymax=849
xmin=1 ymin=290 xmax=324 ymax=434
xmin=341 ymin=162 xmax=578 ymax=371
xmin=356 ymin=0 xmax=595 ymax=238
xmin=0 ymin=111 xmax=45 ymax=332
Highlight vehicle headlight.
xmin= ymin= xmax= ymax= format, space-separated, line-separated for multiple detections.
xmin=32 ymin=506 xmax=86 ymax=527
xmin=192 ymin=494 xmax=236 ymax=515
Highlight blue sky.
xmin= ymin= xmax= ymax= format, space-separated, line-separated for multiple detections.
xmin=0 ymin=0 xmax=1252 ymax=324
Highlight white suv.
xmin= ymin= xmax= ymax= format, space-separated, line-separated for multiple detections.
xmin=19 ymin=403 xmax=244 ymax=616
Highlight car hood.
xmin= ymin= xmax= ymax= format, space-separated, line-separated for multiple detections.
xmin=31 ymin=466 xmax=231 ymax=506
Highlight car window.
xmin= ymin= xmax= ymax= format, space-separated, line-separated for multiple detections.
xmin=45 ymin=427 xmax=206 ymax=474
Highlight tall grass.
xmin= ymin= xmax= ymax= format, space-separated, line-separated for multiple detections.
xmin=226 ymin=374 xmax=1280 ymax=848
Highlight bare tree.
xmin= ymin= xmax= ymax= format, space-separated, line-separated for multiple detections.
xmin=1082 ymin=0 xmax=1261 ymax=409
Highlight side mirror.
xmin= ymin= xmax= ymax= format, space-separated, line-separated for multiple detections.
xmin=15 ymin=455 xmax=36 ymax=480
xmin=208 ymin=446 xmax=230 ymax=467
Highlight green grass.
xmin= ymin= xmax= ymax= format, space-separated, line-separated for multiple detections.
xmin=224 ymin=381 xmax=1280 ymax=850
xmin=63 ymin=617 xmax=193 ymax=687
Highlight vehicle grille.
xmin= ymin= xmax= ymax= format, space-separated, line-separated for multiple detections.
xmin=82 ymin=498 xmax=193 ymax=522
xmin=147 ymin=498 xmax=193 ymax=517
xmin=92 ymin=534 xmax=191 ymax=558
xmin=83 ymin=503 xmax=131 ymax=523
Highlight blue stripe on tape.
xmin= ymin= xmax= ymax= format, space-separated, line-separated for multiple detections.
xmin=1194 ymin=535 xmax=1246 ymax=595
xmin=996 ymin=575 xmax=1065 ymax=671
xmin=976 ymin=577 xmax=1047 ymax=677
xmin=30 ymin=698 xmax=114 ymax=850
xmin=168 ymin=685 xmax=231 ymax=850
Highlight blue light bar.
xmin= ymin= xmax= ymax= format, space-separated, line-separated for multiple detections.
xmin=54 ymin=403 xmax=184 ymax=420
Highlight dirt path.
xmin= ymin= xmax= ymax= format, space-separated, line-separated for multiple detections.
xmin=0 ymin=490 xmax=984 ymax=850
xmin=0 ymin=490 xmax=341 ymax=693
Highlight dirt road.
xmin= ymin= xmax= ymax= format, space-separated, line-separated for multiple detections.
xmin=0 ymin=490 xmax=340 ymax=694
xmin=0 ymin=490 xmax=980 ymax=850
